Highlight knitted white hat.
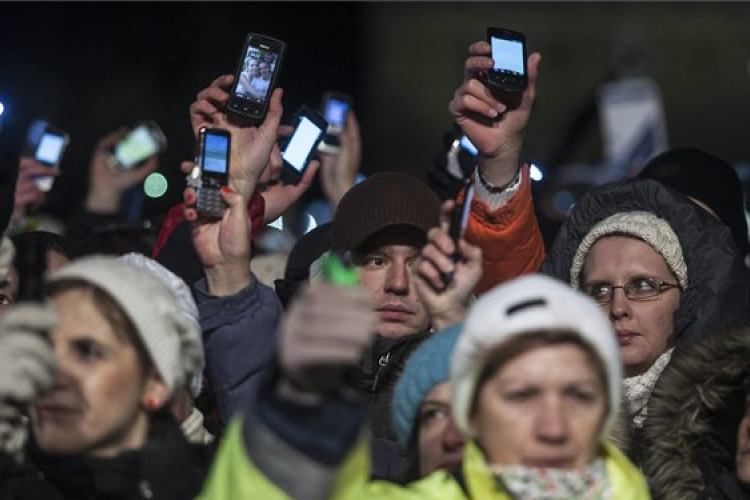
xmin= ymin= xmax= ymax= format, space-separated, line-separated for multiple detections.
xmin=118 ymin=253 xmax=205 ymax=398
xmin=451 ymin=274 xmax=621 ymax=438
xmin=569 ymin=211 xmax=688 ymax=291
xmin=48 ymin=255 xmax=204 ymax=395
xmin=0 ymin=235 xmax=14 ymax=283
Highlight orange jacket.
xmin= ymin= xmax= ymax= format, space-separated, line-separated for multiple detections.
xmin=465 ymin=164 xmax=546 ymax=295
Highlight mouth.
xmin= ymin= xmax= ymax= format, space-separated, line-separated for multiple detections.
xmin=34 ymin=402 xmax=80 ymax=417
xmin=377 ymin=304 xmax=413 ymax=320
xmin=615 ymin=330 xmax=639 ymax=344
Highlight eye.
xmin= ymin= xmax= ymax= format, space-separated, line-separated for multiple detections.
xmin=586 ymin=283 xmax=612 ymax=300
xmin=72 ymin=339 xmax=105 ymax=362
xmin=364 ymin=256 xmax=387 ymax=269
xmin=419 ymin=407 xmax=449 ymax=426
xmin=629 ymin=277 xmax=658 ymax=297
xmin=503 ymin=388 xmax=537 ymax=402
xmin=566 ymin=388 xmax=597 ymax=404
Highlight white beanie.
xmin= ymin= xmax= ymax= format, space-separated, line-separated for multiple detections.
xmin=48 ymin=255 xmax=204 ymax=396
xmin=569 ymin=211 xmax=688 ymax=291
xmin=0 ymin=235 xmax=15 ymax=283
xmin=451 ymin=274 xmax=621 ymax=438
xmin=118 ymin=253 xmax=205 ymax=398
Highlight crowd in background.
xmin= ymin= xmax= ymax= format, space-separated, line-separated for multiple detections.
xmin=1 ymin=31 xmax=750 ymax=500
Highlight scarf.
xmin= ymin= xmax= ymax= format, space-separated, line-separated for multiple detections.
xmin=490 ymin=458 xmax=611 ymax=500
xmin=623 ymin=347 xmax=674 ymax=428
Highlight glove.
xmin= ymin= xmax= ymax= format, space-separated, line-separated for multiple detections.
xmin=0 ymin=303 xmax=59 ymax=453
xmin=278 ymin=283 xmax=377 ymax=402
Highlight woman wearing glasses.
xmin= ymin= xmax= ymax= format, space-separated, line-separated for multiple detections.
xmin=542 ymin=177 xmax=750 ymax=468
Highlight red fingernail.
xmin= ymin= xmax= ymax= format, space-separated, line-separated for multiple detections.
xmin=221 ymin=186 xmax=233 ymax=193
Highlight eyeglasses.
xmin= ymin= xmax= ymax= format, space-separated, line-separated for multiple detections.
xmin=582 ymin=277 xmax=680 ymax=305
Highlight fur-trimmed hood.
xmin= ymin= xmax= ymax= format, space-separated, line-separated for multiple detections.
xmin=542 ymin=178 xmax=750 ymax=350
xmin=645 ymin=325 xmax=750 ymax=500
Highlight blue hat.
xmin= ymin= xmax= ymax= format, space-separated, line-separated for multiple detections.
xmin=392 ymin=322 xmax=463 ymax=445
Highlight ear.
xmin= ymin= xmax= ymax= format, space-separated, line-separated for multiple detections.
xmin=141 ymin=372 xmax=170 ymax=411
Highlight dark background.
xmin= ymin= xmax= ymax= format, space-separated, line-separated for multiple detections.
xmin=2 ymin=2 xmax=750 ymax=227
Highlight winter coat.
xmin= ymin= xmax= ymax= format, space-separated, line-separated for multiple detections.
xmin=542 ymin=178 xmax=750 ymax=350
xmin=1 ymin=414 xmax=214 ymax=500
xmin=198 ymin=420 xmax=651 ymax=500
xmin=645 ymin=325 xmax=750 ymax=500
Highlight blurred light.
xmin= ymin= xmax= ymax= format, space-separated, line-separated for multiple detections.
xmin=530 ymin=163 xmax=544 ymax=182
xmin=552 ymin=190 xmax=576 ymax=216
xmin=304 ymin=213 xmax=317 ymax=234
xmin=144 ymin=172 xmax=168 ymax=198
xmin=268 ymin=217 xmax=283 ymax=231
xmin=27 ymin=119 xmax=49 ymax=147
xmin=0 ymin=101 xmax=4 ymax=116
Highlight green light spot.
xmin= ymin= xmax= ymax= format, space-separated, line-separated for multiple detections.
xmin=144 ymin=173 xmax=168 ymax=198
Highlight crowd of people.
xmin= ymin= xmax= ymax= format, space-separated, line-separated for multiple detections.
xmin=1 ymin=34 xmax=750 ymax=500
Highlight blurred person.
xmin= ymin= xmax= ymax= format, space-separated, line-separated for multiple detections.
xmin=0 ymin=255 xmax=210 ymax=499
xmin=249 ymin=61 xmax=272 ymax=99
xmin=637 ymin=147 xmax=750 ymax=260
xmin=392 ymin=323 xmax=466 ymax=481
xmin=643 ymin=324 xmax=750 ymax=500
xmin=237 ymin=58 xmax=259 ymax=96
xmin=198 ymin=274 xmax=651 ymax=500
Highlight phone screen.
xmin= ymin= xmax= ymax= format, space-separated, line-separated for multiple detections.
xmin=459 ymin=135 xmax=478 ymax=156
xmin=491 ymin=36 xmax=525 ymax=76
xmin=324 ymin=98 xmax=349 ymax=128
xmin=35 ymin=133 xmax=66 ymax=165
xmin=283 ymin=117 xmax=325 ymax=172
xmin=234 ymin=44 xmax=280 ymax=106
xmin=115 ymin=126 xmax=159 ymax=168
xmin=202 ymin=133 xmax=230 ymax=174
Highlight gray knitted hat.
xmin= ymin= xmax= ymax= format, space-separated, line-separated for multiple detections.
xmin=569 ymin=211 xmax=688 ymax=291
xmin=48 ymin=255 xmax=204 ymax=395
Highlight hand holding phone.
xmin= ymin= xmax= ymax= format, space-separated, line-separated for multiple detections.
xmin=281 ymin=105 xmax=328 ymax=185
xmin=107 ymin=121 xmax=167 ymax=171
xmin=318 ymin=92 xmax=352 ymax=155
xmin=33 ymin=127 xmax=69 ymax=192
xmin=195 ymin=127 xmax=232 ymax=218
xmin=485 ymin=27 xmax=528 ymax=94
xmin=226 ymin=33 xmax=286 ymax=125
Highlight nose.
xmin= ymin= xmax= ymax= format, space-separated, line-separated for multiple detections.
xmin=608 ymin=287 xmax=631 ymax=320
xmin=442 ymin=417 xmax=465 ymax=451
xmin=535 ymin=400 xmax=569 ymax=444
xmin=384 ymin=260 xmax=410 ymax=295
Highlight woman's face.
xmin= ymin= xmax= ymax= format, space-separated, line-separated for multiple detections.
xmin=471 ymin=343 xmax=606 ymax=469
xmin=417 ymin=382 xmax=465 ymax=476
xmin=582 ymin=236 xmax=680 ymax=377
xmin=31 ymin=287 xmax=165 ymax=457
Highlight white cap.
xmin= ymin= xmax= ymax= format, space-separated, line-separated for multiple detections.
xmin=451 ymin=274 xmax=621 ymax=437
xmin=49 ymin=255 xmax=204 ymax=396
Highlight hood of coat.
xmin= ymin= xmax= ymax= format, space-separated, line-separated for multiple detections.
xmin=541 ymin=178 xmax=750 ymax=351
xmin=644 ymin=325 xmax=750 ymax=500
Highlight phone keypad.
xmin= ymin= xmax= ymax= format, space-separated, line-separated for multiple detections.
xmin=196 ymin=187 xmax=228 ymax=218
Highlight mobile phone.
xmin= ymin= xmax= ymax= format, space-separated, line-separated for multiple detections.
xmin=227 ymin=33 xmax=286 ymax=125
xmin=449 ymin=181 xmax=474 ymax=253
xmin=486 ymin=27 xmax=528 ymax=94
xmin=281 ymin=105 xmax=328 ymax=184
xmin=108 ymin=121 xmax=167 ymax=170
xmin=34 ymin=127 xmax=70 ymax=192
xmin=195 ymin=127 xmax=231 ymax=218
xmin=318 ymin=92 xmax=352 ymax=155
xmin=459 ymin=134 xmax=478 ymax=156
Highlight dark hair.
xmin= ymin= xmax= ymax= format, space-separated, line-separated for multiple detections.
xmin=469 ymin=330 xmax=608 ymax=420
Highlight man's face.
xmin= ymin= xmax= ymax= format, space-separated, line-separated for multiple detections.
xmin=352 ymin=227 xmax=430 ymax=339
xmin=259 ymin=62 xmax=271 ymax=79
xmin=247 ymin=60 xmax=258 ymax=76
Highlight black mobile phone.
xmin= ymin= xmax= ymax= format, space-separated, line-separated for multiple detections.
xmin=281 ymin=105 xmax=328 ymax=184
xmin=108 ymin=121 xmax=167 ymax=171
xmin=195 ymin=127 xmax=231 ymax=218
xmin=318 ymin=92 xmax=352 ymax=155
xmin=34 ymin=127 xmax=69 ymax=192
xmin=448 ymin=180 xmax=474 ymax=253
xmin=486 ymin=27 xmax=528 ymax=94
xmin=226 ymin=33 xmax=286 ymax=125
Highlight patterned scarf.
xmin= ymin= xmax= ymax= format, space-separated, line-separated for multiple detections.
xmin=623 ymin=347 xmax=674 ymax=428
xmin=490 ymin=459 xmax=611 ymax=500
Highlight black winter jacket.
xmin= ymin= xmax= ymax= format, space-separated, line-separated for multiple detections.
xmin=0 ymin=414 xmax=214 ymax=500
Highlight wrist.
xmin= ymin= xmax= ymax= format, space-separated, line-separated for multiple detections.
xmin=431 ymin=304 xmax=469 ymax=332
xmin=85 ymin=190 xmax=121 ymax=214
xmin=478 ymin=140 xmax=523 ymax=188
xmin=205 ymin=264 xmax=251 ymax=296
